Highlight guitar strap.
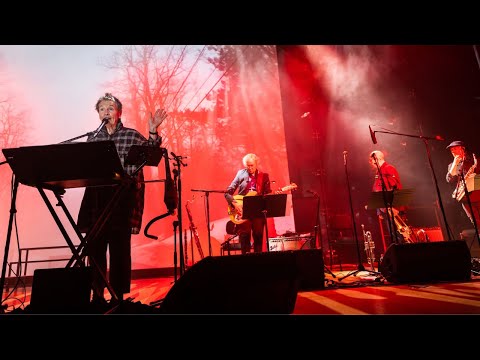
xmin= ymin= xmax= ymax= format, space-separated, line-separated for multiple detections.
xmin=256 ymin=171 xmax=264 ymax=195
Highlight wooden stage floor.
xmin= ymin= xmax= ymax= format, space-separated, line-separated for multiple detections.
xmin=2 ymin=261 xmax=480 ymax=315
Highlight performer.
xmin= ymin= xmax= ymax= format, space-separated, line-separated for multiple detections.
xmin=225 ymin=153 xmax=272 ymax=254
xmin=77 ymin=92 xmax=167 ymax=307
xmin=446 ymin=140 xmax=479 ymax=227
xmin=369 ymin=150 xmax=415 ymax=244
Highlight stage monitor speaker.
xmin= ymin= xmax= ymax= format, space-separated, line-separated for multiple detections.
xmin=295 ymin=248 xmax=325 ymax=291
xmin=379 ymin=240 xmax=471 ymax=284
xmin=30 ymin=267 xmax=93 ymax=314
xmin=159 ymin=249 xmax=324 ymax=314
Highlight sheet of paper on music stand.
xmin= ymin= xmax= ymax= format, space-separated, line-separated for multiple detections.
xmin=242 ymin=193 xmax=287 ymax=219
xmin=2 ymin=141 xmax=125 ymax=189
xmin=126 ymin=145 xmax=163 ymax=167
xmin=367 ymin=188 xmax=415 ymax=209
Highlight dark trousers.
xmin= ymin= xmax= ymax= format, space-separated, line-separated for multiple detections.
xmin=236 ymin=217 xmax=265 ymax=254
xmin=88 ymin=222 xmax=132 ymax=300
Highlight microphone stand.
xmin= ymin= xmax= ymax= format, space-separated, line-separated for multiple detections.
xmin=339 ymin=151 xmax=381 ymax=281
xmin=372 ymin=128 xmax=452 ymax=241
xmin=190 ymin=189 xmax=227 ymax=257
xmin=170 ymin=152 xmax=187 ymax=276
xmin=60 ymin=118 xmax=108 ymax=144
xmin=310 ymin=191 xmax=335 ymax=277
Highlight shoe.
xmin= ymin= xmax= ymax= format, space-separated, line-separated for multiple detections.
xmin=90 ymin=296 xmax=109 ymax=313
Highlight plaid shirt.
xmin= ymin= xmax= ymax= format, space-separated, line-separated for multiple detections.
xmin=77 ymin=120 xmax=161 ymax=234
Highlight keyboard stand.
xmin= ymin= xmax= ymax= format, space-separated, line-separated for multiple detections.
xmin=1 ymin=141 xmax=128 ymax=304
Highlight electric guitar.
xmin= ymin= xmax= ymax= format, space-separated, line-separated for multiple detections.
xmin=387 ymin=207 xmax=416 ymax=243
xmin=227 ymin=183 xmax=297 ymax=225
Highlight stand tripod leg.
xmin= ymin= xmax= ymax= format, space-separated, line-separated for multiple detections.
xmin=0 ymin=178 xmax=19 ymax=309
xmin=324 ymin=264 xmax=336 ymax=277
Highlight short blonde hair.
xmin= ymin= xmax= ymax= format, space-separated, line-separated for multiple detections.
xmin=243 ymin=153 xmax=259 ymax=167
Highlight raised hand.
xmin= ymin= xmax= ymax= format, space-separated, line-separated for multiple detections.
xmin=149 ymin=109 xmax=168 ymax=131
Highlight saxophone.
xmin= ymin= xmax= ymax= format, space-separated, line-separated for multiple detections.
xmin=185 ymin=200 xmax=205 ymax=260
xmin=452 ymin=154 xmax=477 ymax=202
xmin=361 ymin=224 xmax=376 ymax=271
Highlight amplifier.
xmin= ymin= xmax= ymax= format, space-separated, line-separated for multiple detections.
xmin=268 ymin=236 xmax=314 ymax=252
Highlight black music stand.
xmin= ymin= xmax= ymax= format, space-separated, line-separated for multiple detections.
xmin=126 ymin=145 xmax=163 ymax=169
xmin=1 ymin=141 xmax=127 ymax=305
xmin=242 ymin=193 xmax=287 ymax=252
xmin=367 ymin=188 xmax=414 ymax=245
xmin=3 ymin=141 xmax=125 ymax=190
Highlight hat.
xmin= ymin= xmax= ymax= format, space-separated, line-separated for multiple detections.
xmin=446 ymin=140 xmax=466 ymax=149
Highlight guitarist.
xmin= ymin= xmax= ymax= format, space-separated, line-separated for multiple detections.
xmin=446 ymin=140 xmax=479 ymax=226
xmin=369 ymin=150 xmax=416 ymax=244
xmin=224 ymin=153 xmax=272 ymax=254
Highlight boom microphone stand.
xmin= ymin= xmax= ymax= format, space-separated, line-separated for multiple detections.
xmin=339 ymin=151 xmax=380 ymax=281
xmin=190 ymin=189 xmax=226 ymax=256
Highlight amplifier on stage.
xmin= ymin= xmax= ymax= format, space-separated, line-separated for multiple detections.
xmin=268 ymin=235 xmax=314 ymax=252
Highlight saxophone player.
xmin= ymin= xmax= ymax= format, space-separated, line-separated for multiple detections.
xmin=446 ymin=140 xmax=479 ymax=227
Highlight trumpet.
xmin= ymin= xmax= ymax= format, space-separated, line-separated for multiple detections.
xmin=361 ymin=224 xmax=376 ymax=271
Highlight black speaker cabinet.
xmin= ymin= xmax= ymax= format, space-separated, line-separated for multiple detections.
xmin=30 ymin=267 xmax=93 ymax=314
xmin=379 ymin=240 xmax=471 ymax=284
xmin=159 ymin=249 xmax=324 ymax=314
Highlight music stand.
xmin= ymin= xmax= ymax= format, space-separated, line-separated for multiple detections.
xmin=1 ymin=141 xmax=128 ymax=305
xmin=125 ymin=145 xmax=163 ymax=169
xmin=367 ymin=188 xmax=414 ymax=211
xmin=242 ymin=193 xmax=287 ymax=252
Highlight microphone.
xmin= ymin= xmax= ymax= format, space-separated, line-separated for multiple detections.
xmin=343 ymin=150 xmax=348 ymax=165
xmin=371 ymin=152 xmax=377 ymax=158
xmin=369 ymin=125 xmax=377 ymax=144
xmin=92 ymin=117 xmax=109 ymax=138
